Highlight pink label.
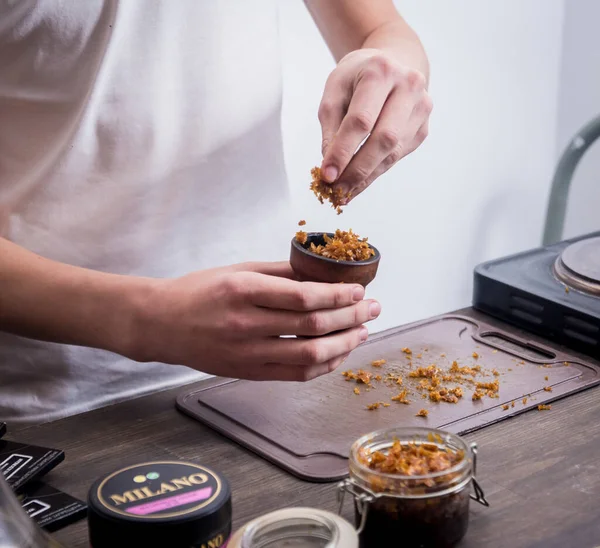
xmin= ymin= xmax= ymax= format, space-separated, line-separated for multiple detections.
xmin=125 ymin=487 xmax=213 ymax=515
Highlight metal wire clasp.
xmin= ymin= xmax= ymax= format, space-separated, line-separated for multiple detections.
xmin=469 ymin=442 xmax=489 ymax=507
xmin=337 ymin=479 xmax=374 ymax=535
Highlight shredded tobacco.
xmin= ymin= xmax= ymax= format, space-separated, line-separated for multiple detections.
xmin=409 ymin=365 xmax=441 ymax=379
xmin=295 ymin=230 xmax=308 ymax=245
xmin=476 ymin=379 xmax=499 ymax=392
xmin=298 ymin=219 xmax=306 ymax=226
xmin=391 ymin=390 xmax=410 ymax=404
xmin=416 ymin=409 xmax=429 ymax=417
xmin=356 ymin=370 xmax=372 ymax=384
xmin=354 ymin=387 xmax=360 ymax=395
xmin=543 ymin=386 xmax=552 ymax=392
xmin=307 ymin=229 xmax=375 ymax=261
xmin=360 ymin=439 xmax=464 ymax=477
xmin=309 ymin=166 xmax=345 ymax=214
xmin=502 ymin=404 xmax=509 ymax=411
xmin=538 ymin=404 xmax=551 ymax=411
xmin=472 ymin=390 xmax=485 ymax=401
xmin=366 ymin=401 xmax=390 ymax=410
xmin=344 ymin=348 xmax=508 ymax=409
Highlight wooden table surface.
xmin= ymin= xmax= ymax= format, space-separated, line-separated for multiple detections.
xmin=11 ymin=373 xmax=600 ymax=548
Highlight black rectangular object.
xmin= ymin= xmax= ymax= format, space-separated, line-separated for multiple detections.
xmin=473 ymin=231 xmax=600 ymax=359
xmin=0 ymin=423 xmax=6 ymax=438
xmin=19 ymin=481 xmax=87 ymax=532
xmin=0 ymin=440 xmax=64 ymax=491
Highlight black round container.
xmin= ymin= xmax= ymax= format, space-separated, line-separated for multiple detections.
xmin=88 ymin=461 xmax=231 ymax=547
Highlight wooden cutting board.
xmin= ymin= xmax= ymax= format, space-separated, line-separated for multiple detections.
xmin=176 ymin=308 xmax=600 ymax=482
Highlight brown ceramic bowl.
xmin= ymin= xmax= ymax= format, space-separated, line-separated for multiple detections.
xmin=290 ymin=232 xmax=381 ymax=287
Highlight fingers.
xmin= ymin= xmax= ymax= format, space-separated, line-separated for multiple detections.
xmin=243 ymin=351 xmax=351 ymax=382
xmin=320 ymin=70 xmax=393 ymax=183
xmin=240 ymin=261 xmax=297 ymax=280
xmin=242 ymin=298 xmax=381 ymax=337
xmin=318 ymin=76 xmax=347 ymax=159
xmin=248 ymin=325 xmax=368 ymax=367
xmin=333 ymin=93 xmax=432 ymax=203
xmin=332 ymin=89 xmax=413 ymax=193
xmin=239 ymin=272 xmax=365 ymax=311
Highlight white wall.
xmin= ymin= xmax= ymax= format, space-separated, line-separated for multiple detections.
xmin=556 ymin=1 xmax=600 ymax=240
xmin=279 ymin=0 xmax=565 ymax=333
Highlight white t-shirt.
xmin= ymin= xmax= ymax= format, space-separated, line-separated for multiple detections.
xmin=0 ymin=0 xmax=293 ymax=425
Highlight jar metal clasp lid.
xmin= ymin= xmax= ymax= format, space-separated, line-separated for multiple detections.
xmin=338 ymin=442 xmax=489 ymax=534
xmin=336 ymin=479 xmax=374 ymax=535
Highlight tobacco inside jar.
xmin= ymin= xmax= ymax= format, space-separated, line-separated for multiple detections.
xmin=339 ymin=427 xmax=488 ymax=548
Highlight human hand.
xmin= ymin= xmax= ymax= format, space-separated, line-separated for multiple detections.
xmin=132 ymin=262 xmax=381 ymax=382
xmin=318 ymin=48 xmax=432 ymax=203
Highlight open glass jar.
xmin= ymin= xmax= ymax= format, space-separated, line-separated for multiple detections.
xmin=338 ymin=427 xmax=488 ymax=548
xmin=228 ymin=507 xmax=358 ymax=548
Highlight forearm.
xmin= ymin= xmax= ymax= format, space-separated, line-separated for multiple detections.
xmin=0 ymin=237 xmax=149 ymax=357
xmin=305 ymin=0 xmax=429 ymax=83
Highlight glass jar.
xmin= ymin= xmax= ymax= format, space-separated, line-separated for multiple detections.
xmin=0 ymin=472 xmax=65 ymax=548
xmin=228 ymin=507 xmax=358 ymax=548
xmin=338 ymin=427 xmax=488 ymax=548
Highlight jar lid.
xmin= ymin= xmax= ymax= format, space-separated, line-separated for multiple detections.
xmin=87 ymin=461 xmax=231 ymax=546
xmin=228 ymin=507 xmax=358 ymax=548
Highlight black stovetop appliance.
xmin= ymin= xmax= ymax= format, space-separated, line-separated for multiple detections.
xmin=473 ymin=231 xmax=600 ymax=359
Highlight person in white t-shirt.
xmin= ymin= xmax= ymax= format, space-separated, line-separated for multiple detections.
xmin=0 ymin=0 xmax=431 ymax=425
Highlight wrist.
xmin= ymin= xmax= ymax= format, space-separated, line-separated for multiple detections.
xmin=102 ymin=275 xmax=163 ymax=363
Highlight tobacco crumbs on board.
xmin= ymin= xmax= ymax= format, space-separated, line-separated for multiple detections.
xmin=538 ymin=404 xmax=551 ymax=411
xmin=344 ymin=346 xmax=552 ymax=413
xmin=416 ymin=409 xmax=429 ymax=417
xmin=391 ymin=390 xmax=410 ymax=404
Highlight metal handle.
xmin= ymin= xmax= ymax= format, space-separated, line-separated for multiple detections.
xmin=543 ymin=114 xmax=600 ymax=246
xmin=469 ymin=442 xmax=489 ymax=507
xmin=337 ymin=480 xmax=373 ymax=535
